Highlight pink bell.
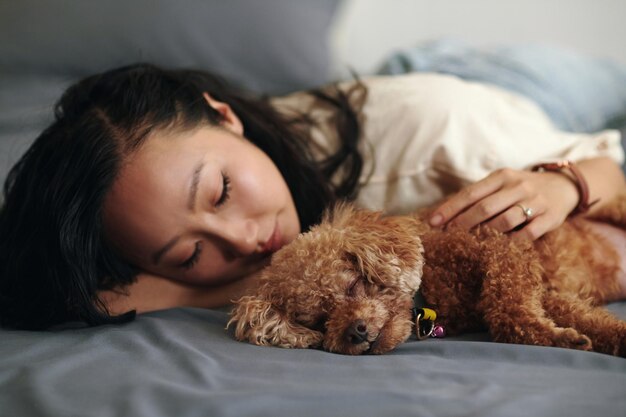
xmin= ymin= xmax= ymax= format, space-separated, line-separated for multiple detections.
xmin=431 ymin=325 xmax=446 ymax=338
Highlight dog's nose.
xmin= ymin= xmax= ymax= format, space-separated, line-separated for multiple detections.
xmin=345 ymin=319 xmax=369 ymax=344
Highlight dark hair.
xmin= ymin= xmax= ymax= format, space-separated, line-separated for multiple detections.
xmin=0 ymin=63 xmax=365 ymax=329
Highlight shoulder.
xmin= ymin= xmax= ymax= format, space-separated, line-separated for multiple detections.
xmin=272 ymin=72 xmax=548 ymax=116
xmin=358 ymin=73 xmax=552 ymax=123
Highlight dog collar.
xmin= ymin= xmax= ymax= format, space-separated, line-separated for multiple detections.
xmin=412 ymin=292 xmax=445 ymax=339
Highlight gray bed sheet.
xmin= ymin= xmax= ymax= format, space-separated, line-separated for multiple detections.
xmin=1 ymin=303 xmax=625 ymax=417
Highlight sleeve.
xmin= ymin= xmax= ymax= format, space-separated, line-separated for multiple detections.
xmin=352 ymin=74 xmax=624 ymax=215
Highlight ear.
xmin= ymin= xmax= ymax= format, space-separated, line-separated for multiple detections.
xmin=227 ymin=296 xmax=323 ymax=349
xmin=202 ymin=92 xmax=244 ymax=135
xmin=337 ymin=208 xmax=426 ymax=293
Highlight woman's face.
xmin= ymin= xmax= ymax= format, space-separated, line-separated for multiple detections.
xmin=103 ymin=98 xmax=300 ymax=286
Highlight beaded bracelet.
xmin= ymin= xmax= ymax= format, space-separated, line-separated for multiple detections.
xmin=530 ymin=160 xmax=598 ymax=215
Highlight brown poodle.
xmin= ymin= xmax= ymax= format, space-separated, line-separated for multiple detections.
xmin=228 ymin=197 xmax=626 ymax=356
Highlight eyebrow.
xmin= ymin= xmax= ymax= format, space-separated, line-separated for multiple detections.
xmin=151 ymin=160 xmax=204 ymax=266
xmin=187 ymin=161 xmax=204 ymax=210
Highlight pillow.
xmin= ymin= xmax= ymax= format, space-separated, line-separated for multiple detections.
xmin=378 ymin=39 xmax=626 ymax=135
xmin=0 ymin=0 xmax=339 ymax=187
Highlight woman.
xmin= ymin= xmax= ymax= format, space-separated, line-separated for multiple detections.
xmin=1 ymin=64 xmax=624 ymax=329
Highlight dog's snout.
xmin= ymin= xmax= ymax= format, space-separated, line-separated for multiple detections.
xmin=345 ymin=319 xmax=369 ymax=344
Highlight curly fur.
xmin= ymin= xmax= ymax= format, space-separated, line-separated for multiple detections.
xmin=228 ymin=198 xmax=626 ymax=356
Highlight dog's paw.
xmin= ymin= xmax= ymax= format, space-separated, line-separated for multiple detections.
xmin=554 ymin=328 xmax=593 ymax=351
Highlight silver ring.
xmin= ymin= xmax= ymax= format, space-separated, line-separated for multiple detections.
xmin=515 ymin=204 xmax=534 ymax=221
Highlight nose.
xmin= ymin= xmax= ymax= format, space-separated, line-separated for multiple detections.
xmin=345 ymin=319 xmax=369 ymax=345
xmin=211 ymin=217 xmax=260 ymax=257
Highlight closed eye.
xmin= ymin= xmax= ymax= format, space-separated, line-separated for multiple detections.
xmin=347 ymin=276 xmax=365 ymax=297
xmin=347 ymin=276 xmax=385 ymax=297
xmin=215 ymin=171 xmax=231 ymax=207
xmin=180 ymin=241 xmax=202 ymax=270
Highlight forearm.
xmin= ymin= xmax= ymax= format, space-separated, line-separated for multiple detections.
xmin=99 ymin=270 xmax=262 ymax=316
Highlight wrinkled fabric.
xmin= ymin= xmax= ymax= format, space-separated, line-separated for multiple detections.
xmin=1 ymin=305 xmax=625 ymax=417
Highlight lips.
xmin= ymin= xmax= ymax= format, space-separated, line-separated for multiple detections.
xmin=260 ymin=223 xmax=282 ymax=254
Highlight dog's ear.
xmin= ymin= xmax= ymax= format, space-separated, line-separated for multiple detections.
xmin=336 ymin=208 xmax=425 ymax=293
xmin=227 ymin=296 xmax=323 ymax=349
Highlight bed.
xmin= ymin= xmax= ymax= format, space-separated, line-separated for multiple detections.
xmin=1 ymin=2 xmax=625 ymax=416
xmin=1 ymin=305 xmax=624 ymax=417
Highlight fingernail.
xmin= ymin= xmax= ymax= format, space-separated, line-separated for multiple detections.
xmin=430 ymin=214 xmax=443 ymax=226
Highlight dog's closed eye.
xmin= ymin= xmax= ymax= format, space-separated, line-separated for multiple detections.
xmin=347 ymin=276 xmax=366 ymax=297
xmin=347 ymin=276 xmax=386 ymax=298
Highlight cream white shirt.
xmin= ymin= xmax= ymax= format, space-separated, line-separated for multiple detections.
xmin=271 ymin=73 xmax=624 ymax=215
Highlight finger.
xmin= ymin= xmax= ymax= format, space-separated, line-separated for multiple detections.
xmin=509 ymin=213 xmax=553 ymax=241
xmin=449 ymin=184 xmax=527 ymax=230
xmin=484 ymin=202 xmax=543 ymax=233
xmin=430 ymin=174 xmax=505 ymax=226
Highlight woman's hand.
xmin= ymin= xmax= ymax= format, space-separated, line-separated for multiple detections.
xmin=429 ymin=167 xmax=580 ymax=241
